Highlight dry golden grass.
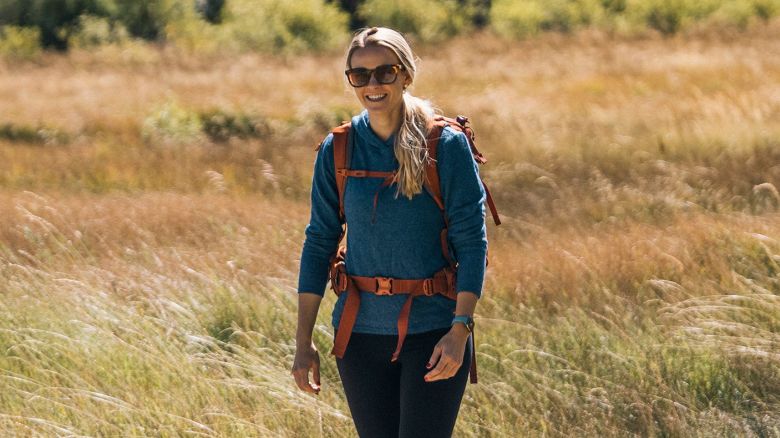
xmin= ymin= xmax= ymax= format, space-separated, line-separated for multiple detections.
xmin=2 ymin=22 xmax=779 ymax=226
xmin=1 ymin=191 xmax=778 ymax=436
xmin=1 ymin=21 xmax=780 ymax=437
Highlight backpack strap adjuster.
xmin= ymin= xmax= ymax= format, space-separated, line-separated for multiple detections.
xmin=423 ymin=278 xmax=434 ymax=296
xmin=444 ymin=268 xmax=456 ymax=293
xmin=376 ymin=277 xmax=394 ymax=295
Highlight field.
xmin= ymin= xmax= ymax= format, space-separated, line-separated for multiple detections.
xmin=1 ymin=21 xmax=780 ymax=437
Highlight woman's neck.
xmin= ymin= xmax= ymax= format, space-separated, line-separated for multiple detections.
xmin=368 ymin=108 xmax=403 ymax=142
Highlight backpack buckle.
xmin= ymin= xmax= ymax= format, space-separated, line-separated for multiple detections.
xmin=376 ymin=277 xmax=393 ymax=295
xmin=423 ymin=279 xmax=434 ymax=296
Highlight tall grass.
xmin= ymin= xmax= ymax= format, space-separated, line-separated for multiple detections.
xmin=0 ymin=192 xmax=778 ymax=435
xmin=0 ymin=24 xmax=779 ymax=436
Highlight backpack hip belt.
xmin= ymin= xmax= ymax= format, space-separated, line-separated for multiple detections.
xmin=330 ymin=258 xmax=458 ymax=363
xmin=333 ymin=266 xmax=456 ymax=299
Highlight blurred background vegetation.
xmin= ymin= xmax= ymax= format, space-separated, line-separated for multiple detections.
xmin=1 ymin=0 xmax=780 ymax=58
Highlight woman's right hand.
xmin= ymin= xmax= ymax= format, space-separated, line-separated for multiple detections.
xmin=291 ymin=341 xmax=321 ymax=394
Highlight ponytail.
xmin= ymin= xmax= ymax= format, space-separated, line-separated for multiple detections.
xmin=394 ymin=94 xmax=436 ymax=199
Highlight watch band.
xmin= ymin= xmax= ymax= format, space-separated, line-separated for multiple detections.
xmin=451 ymin=315 xmax=474 ymax=332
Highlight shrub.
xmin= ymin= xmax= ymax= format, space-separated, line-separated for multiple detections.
xmin=622 ymin=0 xmax=747 ymax=35
xmin=708 ymin=1 xmax=759 ymax=29
xmin=222 ymin=0 xmax=349 ymax=53
xmin=142 ymin=104 xmax=277 ymax=145
xmin=195 ymin=0 xmax=225 ymax=24
xmin=299 ymin=105 xmax=359 ymax=133
xmin=0 ymin=0 xmax=119 ymax=50
xmin=0 ymin=123 xmax=68 ymax=145
xmin=112 ymin=0 xmax=191 ymax=41
xmin=490 ymin=0 xmax=780 ymax=39
xmin=752 ymin=0 xmax=780 ymax=19
xmin=0 ymin=0 xmax=203 ymax=49
xmin=625 ymin=0 xmax=693 ymax=34
xmin=142 ymin=101 xmax=204 ymax=146
xmin=67 ymin=14 xmax=129 ymax=48
xmin=490 ymin=0 xmax=609 ymax=38
xmin=357 ymin=0 xmax=472 ymax=42
xmin=0 ymin=25 xmax=41 ymax=59
xmin=200 ymin=109 xmax=271 ymax=143
xmin=490 ymin=0 xmax=549 ymax=38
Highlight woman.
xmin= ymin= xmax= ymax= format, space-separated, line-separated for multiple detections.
xmin=292 ymin=27 xmax=487 ymax=438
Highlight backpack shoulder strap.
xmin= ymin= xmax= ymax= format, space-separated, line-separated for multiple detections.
xmin=429 ymin=116 xmax=501 ymax=226
xmin=424 ymin=120 xmax=447 ymax=212
xmin=330 ymin=121 xmax=352 ymax=222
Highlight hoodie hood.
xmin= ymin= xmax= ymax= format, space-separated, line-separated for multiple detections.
xmin=352 ymin=110 xmax=396 ymax=149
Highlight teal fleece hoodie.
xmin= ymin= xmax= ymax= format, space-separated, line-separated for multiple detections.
xmin=298 ymin=110 xmax=487 ymax=334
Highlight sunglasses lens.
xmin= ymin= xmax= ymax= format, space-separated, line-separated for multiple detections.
xmin=347 ymin=69 xmax=370 ymax=87
xmin=375 ymin=65 xmax=398 ymax=84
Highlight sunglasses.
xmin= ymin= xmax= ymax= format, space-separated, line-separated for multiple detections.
xmin=345 ymin=64 xmax=405 ymax=87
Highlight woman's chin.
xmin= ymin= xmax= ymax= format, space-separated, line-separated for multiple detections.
xmin=364 ymin=102 xmax=401 ymax=118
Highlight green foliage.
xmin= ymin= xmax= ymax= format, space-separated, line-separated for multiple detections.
xmin=111 ymin=0 xmax=189 ymax=41
xmin=2 ymin=0 xmax=779 ymax=54
xmin=490 ymin=0 xmax=780 ymax=39
xmin=200 ymin=109 xmax=271 ymax=143
xmin=0 ymin=0 xmax=349 ymax=54
xmin=0 ymin=25 xmax=41 ymax=59
xmin=141 ymin=101 xmax=204 ymax=145
xmin=490 ymin=0 xmax=609 ymax=38
xmin=625 ymin=0 xmax=709 ymax=35
xmin=490 ymin=0 xmax=549 ymax=38
xmin=753 ymin=0 xmax=780 ymax=18
xmin=358 ymin=0 xmax=472 ymax=42
xmin=142 ymin=103 xmax=275 ymax=145
xmin=0 ymin=123 xmax=68 ymax=145
xmin=194 ymin=0 xmax=225 ymax=24
xmin=220 ymin=0 xmax=349 ymax=53
xmin=710 ymin=0 xmax=761 ymax=29
xmin=623 ymin=0 xmax=780 ymax=34
xmin=67 ymin=14 xmax=129 ymax=48
xmin=302 ymin=105 xmax=360 ymax=132
xmin=0 ymin=0 xmax=117 ymax=49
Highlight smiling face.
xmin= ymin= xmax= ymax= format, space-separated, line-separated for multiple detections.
xmin=348 ymin=45 xmax=411 ymax=120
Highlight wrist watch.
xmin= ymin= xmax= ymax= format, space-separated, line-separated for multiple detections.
xmin=451 ymin=315 xmax=474 ymax=332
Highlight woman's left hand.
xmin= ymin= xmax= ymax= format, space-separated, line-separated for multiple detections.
xmin=424 ymin=324 xmax=470 ymax=382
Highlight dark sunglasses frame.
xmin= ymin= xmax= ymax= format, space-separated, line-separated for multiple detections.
xmin=345 ymin=64 xmax=405 ymax=87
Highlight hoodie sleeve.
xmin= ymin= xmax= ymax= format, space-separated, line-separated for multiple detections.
xmin=437 ymin=127 xmax=488 ymax=298
xmin=297 ymin=133 xmax=343 ymax=296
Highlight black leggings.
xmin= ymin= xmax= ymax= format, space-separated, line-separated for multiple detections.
xmin=336 ymin=328 xmax=471 ymax=438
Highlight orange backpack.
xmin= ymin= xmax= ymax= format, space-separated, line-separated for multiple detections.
xmin=317 ymin=115 xmax=500 ymax=384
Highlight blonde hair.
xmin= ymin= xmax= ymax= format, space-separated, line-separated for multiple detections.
xmin=346 ymin=27 xmax=435 ymax=200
